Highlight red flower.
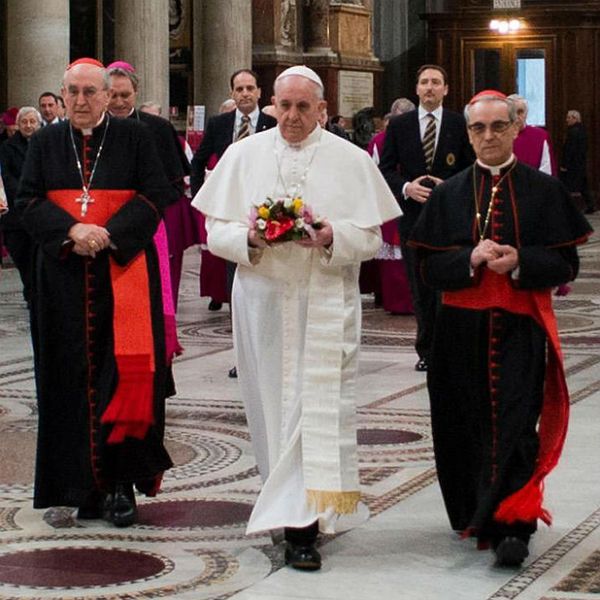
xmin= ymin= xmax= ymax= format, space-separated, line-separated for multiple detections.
xmin=265 ymin=217 xmax=295 ymax=241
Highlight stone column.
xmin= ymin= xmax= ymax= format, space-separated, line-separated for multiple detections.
xmin=6 ymin=0 xmax=70 ymax=107
xmin=305 ymin=0 xmax=331 ymax=53
xmin=114 ymin=0 xmax=170 ymax=114
xmin=192 ymin=0 xmax=204 ymax=106
xmin=199 ymin=0 xmax=252 ymax=117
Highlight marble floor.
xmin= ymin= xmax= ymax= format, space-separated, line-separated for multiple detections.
xmin=0 ymin=216 xmax=598 ymax=600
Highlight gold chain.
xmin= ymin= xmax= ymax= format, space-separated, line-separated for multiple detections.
xmin=472 ymin=162 xmax=516 ymax=241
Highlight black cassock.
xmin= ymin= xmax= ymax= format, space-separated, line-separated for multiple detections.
xmin=17 ymin=115 xmax=178 ymax=508
xmin=409 ymin=160 xmax=592 ymax=543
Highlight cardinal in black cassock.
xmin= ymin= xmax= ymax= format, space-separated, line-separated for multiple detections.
xmin=409 ymin=90 xmax=592 ymax=567
xmin=17 ymin=58 xmax=177 ymax=526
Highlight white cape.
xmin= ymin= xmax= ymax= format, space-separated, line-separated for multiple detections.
xmin=193 ymin=125 xmax=401 ymax=533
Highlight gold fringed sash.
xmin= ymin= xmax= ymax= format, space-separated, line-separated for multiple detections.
xmin=306 ymin=489 xmax=361 ymax=515
xmin=300 ymin=255 xmax=361 ymax=515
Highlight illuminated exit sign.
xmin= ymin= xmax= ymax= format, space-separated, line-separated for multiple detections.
xmin=493 ymin=0 xmax=521 ymax=8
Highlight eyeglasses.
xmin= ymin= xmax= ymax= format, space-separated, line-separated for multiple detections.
xmin=467 ymin=120 xmax=512 ymax=135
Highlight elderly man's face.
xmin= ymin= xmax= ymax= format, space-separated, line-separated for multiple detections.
xmin=108 ymin=75 xmax=137 ymax=117
xmin=272 ymin=76 xmax=326 ymax=144
xmin=467 ymin=100 xmax=518 ymax=166
xmin=62 ymin=64 xmax=109 ymax=130
xmin=39 ymin=95 xmax=58 ymax=123
xmin=18 ymin=112 xmax=41 ymax=138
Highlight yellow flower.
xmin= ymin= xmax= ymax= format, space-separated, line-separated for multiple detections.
xmin=292 ymin=198 xmax=304 ymax=215
xmin=258 ymin=206 xmax=271 ymax=219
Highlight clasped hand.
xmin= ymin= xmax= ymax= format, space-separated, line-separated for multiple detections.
xmin=470 ymin=239 xmax=518 ymax=274
xmin=406 ymin=175 xmax=443 ymax=203
xmin=68 ymin=223 xmax=111 ymax=258
xmin=248 ymin=219 xmax=333 ymax=250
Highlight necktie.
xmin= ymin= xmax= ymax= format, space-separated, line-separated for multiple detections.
xmin=236 ymin=115 xmax=251 ymax=141
xmin=422 ymin=113 xmax=436 ymax=171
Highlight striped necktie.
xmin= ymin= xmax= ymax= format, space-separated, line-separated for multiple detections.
xmin=236 ymin=115 xmax=251 ymax=141
xmin=422 ymin=113 xmax=436 ymax=171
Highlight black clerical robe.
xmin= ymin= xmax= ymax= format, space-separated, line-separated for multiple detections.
xmin=17 ymin=115 xmax=177 ymax=508
xmin=408 ymin=161 xmax=592 ymax=543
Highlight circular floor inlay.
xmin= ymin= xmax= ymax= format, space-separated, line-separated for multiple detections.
xmin=358 ymin=428 xmax=422 ymax=445
xmin=138 ymin=499 xmax=253 ymax=528
xmin=0 ymin=547 xmax=166 ymax=587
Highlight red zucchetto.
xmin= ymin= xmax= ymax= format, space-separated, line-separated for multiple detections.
xmin=67 ymin=57 xmax=105 ymax=70
xmin=469 ymin=89 xmax=507 ymax=104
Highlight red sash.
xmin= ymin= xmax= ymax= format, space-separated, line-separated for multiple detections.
xmin=48 ymin=189 xmax=155 ymax=444
xmin=443 ymin=270 xmax=569 ymax=526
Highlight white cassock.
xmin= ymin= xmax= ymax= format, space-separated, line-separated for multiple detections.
xmin=192 ymin=125 xmax=401 ymax=534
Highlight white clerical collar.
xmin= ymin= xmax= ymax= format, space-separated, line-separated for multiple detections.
xmin=80 ymin=112 xmax=107 ymax=136
xmin=276 ymin=122 xmax=322 ymax=150
xmin=419 ymin=105 xmax=443 ymax=120
xmin=477 ymin=154 xmax=516 ymax=176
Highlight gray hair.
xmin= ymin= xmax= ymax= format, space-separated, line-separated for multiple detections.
xmin=219 ymin=98 xmax=237 ymax=113
xmin=107 ymin=66 xmax=139 ymax=91
xmin=464 ymin=94 xmax=517 ymax=123
xmin=62 ymin=65 xmax=111 ymax=91
xmin=139 ymin=100 xmax=162 ymax=114
xmin=17 ymin=106 xmax=42 ymax=124
xmin=507 ymin=93 xmax=528 ymax=116
xmin=390 ymin=97 xmax=416 ymax=115
xmin=567 ymin=109 xmax=581 ymax=122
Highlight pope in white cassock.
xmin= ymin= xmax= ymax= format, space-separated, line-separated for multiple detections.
xmin=192 ymin=65 xmax=401 ymax=571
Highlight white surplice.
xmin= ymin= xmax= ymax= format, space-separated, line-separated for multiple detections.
xmin=192 ymin=125 xmax=401 ymax=534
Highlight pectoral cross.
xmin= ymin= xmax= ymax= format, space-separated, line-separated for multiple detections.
xmin=76 ymin=187 xmax=94 ymax=217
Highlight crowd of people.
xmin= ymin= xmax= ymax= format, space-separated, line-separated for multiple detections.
xmin=0 ymin=58 xmax=593 ymax=575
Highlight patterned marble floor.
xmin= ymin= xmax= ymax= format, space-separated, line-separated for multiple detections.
xmin=0 ymin=216 xmax=598 ymax=599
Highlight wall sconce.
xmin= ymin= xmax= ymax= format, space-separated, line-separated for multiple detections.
xmin=489 ymin=18 xmax=522 ymax=34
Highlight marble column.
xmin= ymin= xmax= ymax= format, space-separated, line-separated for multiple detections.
xmin=305 ymin=0 xmax=332 ymax=53
xmin=197 ymin=0 xmax=252 ymax=117
xmin=192 ymin=0 xmax=204 ymax=107
xmin=6 ymin=0 xmax=70 ymax=107
xmin=114 ymin=0 xmax=170 ymax=114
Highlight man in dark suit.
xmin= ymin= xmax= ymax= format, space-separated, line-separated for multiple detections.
xmin=560 ymin=109 xmax=595 ymax=214
xmin=191 ymin=69 xmax=277 ymax=378
xmin=191 ymin=69 xmax=277 ymax=195
xmin=380 ymin=64 xmax=474 ymax=372
xmin=107 ymin=60 xmax=191 ymax=310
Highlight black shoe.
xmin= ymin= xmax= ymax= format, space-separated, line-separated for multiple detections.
xmin=415 ymin=358 xmax=428 ymax=372
xmin=76 ymin=491 xmax=106 ymax=519
xmin=228 ymin=366 xmax=238 ymax=378
xmin=208 ymin=299 xmax=222 ymax=311
xmin=584 ymin=207 xmax=596 ymax=214
xmin=284 ymin=542 xmax=322 ymax=571
xmin=494 ymin=536 xmax=529 ymax=567
xmin=110 ymin=483 xmax=137 ymax=527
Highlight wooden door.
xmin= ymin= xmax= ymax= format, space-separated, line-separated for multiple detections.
xmin=463 ymin=37 xmax=555 ymax=131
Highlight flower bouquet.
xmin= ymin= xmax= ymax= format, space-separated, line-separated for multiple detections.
xmin=249 ymin=197 xmax=322 ymax=243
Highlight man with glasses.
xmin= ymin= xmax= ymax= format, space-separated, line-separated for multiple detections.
xmin=17 ymin=58 xmax=176 ymax=528
xmin=408 ymin=90 xmax=591 ymax=568
xmin=380 ymin=64 xmax=474 ymax=373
